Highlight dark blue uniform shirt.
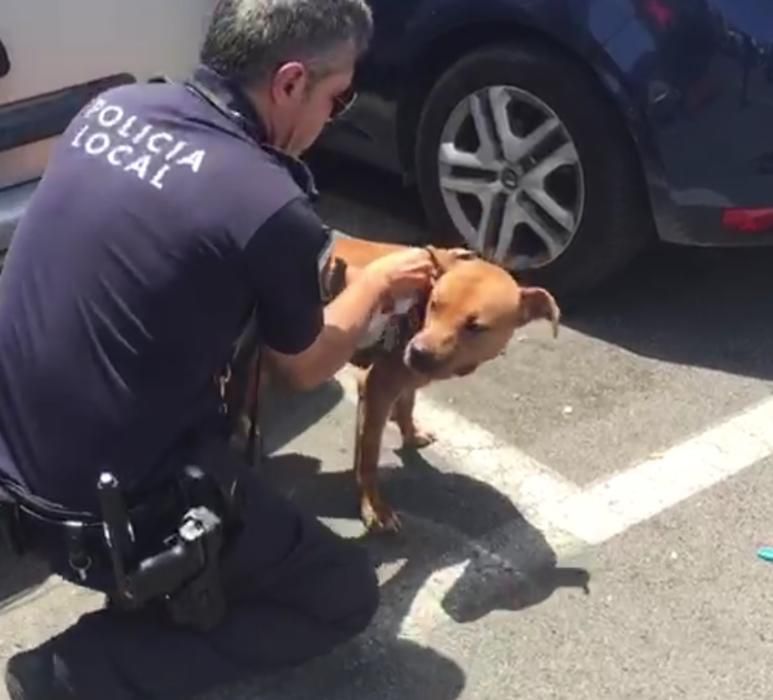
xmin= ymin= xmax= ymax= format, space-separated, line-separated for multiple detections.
xmin=0 ymin=67 xmax=330 ymax=512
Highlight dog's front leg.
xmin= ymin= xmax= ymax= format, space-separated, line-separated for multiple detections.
xmin=355 ymin=358 xmax=411 ymax=533
xmin=391 ymin=388 xmax=436 ymax=449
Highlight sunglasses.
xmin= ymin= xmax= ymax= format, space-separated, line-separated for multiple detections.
xmin=329 ymin=85 xmax=357 ymax=121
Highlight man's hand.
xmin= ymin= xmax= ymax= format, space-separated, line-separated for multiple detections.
xmin=265 ymin=246 xmax=435 ymax=392
xmin=360 ymin=247 xmax=435 ymax=299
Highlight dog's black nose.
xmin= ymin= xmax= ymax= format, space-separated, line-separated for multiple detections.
xmin=408 ymin=343 xmax=437 ymax=372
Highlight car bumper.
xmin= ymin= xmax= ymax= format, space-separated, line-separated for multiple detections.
xmin=651 ymin=188 xmax=773 ymax=248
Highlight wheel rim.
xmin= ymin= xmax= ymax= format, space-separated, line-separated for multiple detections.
xmin=437 ymin=85 xmax=585 ymax=271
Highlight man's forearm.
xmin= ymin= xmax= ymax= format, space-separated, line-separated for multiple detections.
xmin=265 ymin=269 xmax=386 ymax=391
xmin=309 ymin=271 xmax=386 ymax=379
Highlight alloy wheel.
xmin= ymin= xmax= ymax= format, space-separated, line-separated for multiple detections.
xmin=437 ymin=85 xmax=585 ymax=270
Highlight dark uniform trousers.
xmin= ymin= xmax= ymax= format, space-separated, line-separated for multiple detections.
xmin=5 ymin=435 xmax=380 ymax=700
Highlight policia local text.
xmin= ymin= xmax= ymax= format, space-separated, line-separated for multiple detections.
xmin=70 ymin=97 xmax=208 ymax=191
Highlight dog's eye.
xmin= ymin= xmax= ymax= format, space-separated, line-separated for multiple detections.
xmin=465 ymin=317 xmax=487 ymax=333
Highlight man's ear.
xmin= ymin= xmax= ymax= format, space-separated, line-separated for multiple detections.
xmin=517 ymin=287 xmax=561 ymax=338
xmin=425 ymin=245 xmax=478 ymax=275
xmin=271 ymin=61 xmax=308 ymax=104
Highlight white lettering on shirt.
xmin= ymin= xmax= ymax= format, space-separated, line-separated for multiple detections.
xmin=147 ymin=132 xmax=174 ymax=154
xmin=131 ymin=124 xmax=153 ymax=146
xmin=85 ymin=133 xmax=110 ymax=156
xmin=107 ymin=145 xmax=133 ymax=167
xmin=150 ymin=164 xmax=172 ymax=190
xmin=165 ymin=140 xmax=187 ymax=162
xmin=71 ymin=125 xmax=89 ymax=148
xmin=98 ymin=106 xmax=124 ymax=128
xmin=176 ymin=149 xmax=205 ymax=173
xmin=83 ymin=98 xmax=107 ymax=120
xmin=118 ymin=116 xmax=137 ymax=139
xmin=124 ymin=154 xmax=152 ymax=180
xmin=69 ymin=102 xmax=209 ymax=191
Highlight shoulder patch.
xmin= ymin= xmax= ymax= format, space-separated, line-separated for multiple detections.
xmin=317 ymin=232 xmax=336 ymax=302
xmin=317 ymin=229 xmax=351 ymax=303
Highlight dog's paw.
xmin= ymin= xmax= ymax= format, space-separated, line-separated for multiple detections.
xmin=361 ymin=497 xmax=402 ymax=534
xmin=402 ymin=428 xmax=436 ymax=449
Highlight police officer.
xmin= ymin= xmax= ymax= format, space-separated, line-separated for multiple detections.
xmin=0 ymin=1 xmax=435 ymax=697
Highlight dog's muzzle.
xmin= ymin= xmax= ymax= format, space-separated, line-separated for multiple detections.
xmin=404 ymin=341 xmax=441 ymax=373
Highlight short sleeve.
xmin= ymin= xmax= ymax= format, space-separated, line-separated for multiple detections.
xmin=243 ymin=197 xmax=331 ymax=355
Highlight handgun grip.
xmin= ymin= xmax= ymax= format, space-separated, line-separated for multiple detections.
xmin=131 ymin=542 xmax=203 ymax=600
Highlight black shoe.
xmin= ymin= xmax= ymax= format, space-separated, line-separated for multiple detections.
xmin=4 ymin=649 xmax=74 ymax=700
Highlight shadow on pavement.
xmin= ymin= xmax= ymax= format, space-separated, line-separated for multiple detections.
xmin=263 ymin=445 xmax=590 ymax=629
xmin=562 ymin=245 xmax=773 ymax=381
xmin=0 ymin=551 xmax=51 ymax=613
xmin=222 ymin=635 xmax=467 ymax=700
xmin=258 ymin=376 xmax=345 ymax=455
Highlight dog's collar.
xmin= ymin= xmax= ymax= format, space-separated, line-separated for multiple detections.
xmin=425 ymin=246 xmax=443 ymax=276
xmin=358 ymin=293 xmax=425 ymax=352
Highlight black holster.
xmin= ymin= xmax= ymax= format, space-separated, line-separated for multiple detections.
xmin=99 ymin=466 xmax=230 ymax=631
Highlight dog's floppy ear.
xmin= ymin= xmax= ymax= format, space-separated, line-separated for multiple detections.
xmin=425 ymin=245 xmax=478 ymax=275
xmin=517 ymin=286 xmax=561 ymax=338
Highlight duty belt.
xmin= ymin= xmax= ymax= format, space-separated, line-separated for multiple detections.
xmin=0 ymin=468 xmax=231 ymax=631
xmin=0 ymin=476 xmax=183 ymax=582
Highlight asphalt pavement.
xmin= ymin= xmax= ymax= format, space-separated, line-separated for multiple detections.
xmin=3 ymin=159 xmax=773 ymax=699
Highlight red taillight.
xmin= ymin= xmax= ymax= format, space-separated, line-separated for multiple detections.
xmin=721 ymin=208 xmax=773 ymax=233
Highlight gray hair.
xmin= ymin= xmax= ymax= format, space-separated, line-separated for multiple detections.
xmin=200 ymin=0 xmax=374 ymax=86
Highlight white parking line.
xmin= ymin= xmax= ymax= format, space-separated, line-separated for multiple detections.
xmin=337 ymin=368 xmax=586 ymax=642
xmin=336 ymin=368 xmax=580 ymax=550
xmin=547 ymin=395 xmax=773 ymax=544
xmin=338 ymin=369 xmax=773 ymax=641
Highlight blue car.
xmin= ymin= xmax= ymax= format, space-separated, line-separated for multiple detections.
xmin=319 ymin=0 xmax=773 ymax=296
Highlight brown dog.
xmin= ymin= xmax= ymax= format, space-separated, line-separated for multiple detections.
xmin=334 ymin=238 xmax=560 ymax=532
xmin=246 ymin=237 xmax=560 ymax=533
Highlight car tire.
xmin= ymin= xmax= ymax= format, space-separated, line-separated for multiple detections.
xmin=414 ymin=42 xmax=654 ymax=299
